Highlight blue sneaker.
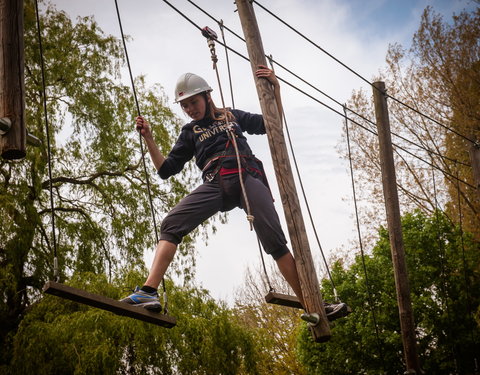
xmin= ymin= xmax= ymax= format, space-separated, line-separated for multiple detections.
xmin=120 ymin=286 xmax=162 ymax=312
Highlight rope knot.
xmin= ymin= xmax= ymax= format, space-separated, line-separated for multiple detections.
xmin=246 ymin=214 xmax=255 ymax=231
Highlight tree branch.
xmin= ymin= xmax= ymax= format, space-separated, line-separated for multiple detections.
xmin=41 ymin=162 xmax=140 ymax=189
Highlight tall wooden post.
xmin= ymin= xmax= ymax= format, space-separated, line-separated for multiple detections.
xmin=372 ymin=81 xmax=421 ymax=374
xmin=0 ymin=0 xmax=26 ymax=160
xmin=470 ymin=140 xmax=480 ymax=199
xmin=236 ymin=0 xmax=331 ymax=342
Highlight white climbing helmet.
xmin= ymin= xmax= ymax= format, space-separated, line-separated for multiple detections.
xmin=174 ymin=73 xmax=212 ymax=103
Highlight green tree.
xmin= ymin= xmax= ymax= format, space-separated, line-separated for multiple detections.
xmin=234 ymin=265 xmax=307 ymax=375
xmin=7 ymin=272 xmax=259 ymax=375
xmin=1 ymin=0 xmax=214 ymax=369
xmin=340 ymin=6 xmax=480 ymax=245
xmin=297 ymin=210 xmax=480 ymax=374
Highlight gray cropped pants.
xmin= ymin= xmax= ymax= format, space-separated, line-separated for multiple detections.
xmin=160 ymin=173 xmax=289 ymax=260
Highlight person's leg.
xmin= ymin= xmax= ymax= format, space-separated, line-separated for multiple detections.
xmin=277 ymin=250 xmax=350 ymax=320
xmin=121 ymin=181 xmax=222 ymax=309
xmin=275 ymin=251 xmax=305 ymax=308
xmin=152 ymin=181 xmax=223 ymax=283
xmin=144 ymin=240 xmax=177 ymax=289
xmin=241 ymin=175 xmax=305 ymax=306
xmin=241 ymin=175 xmax=350 ymax=320
xmin=159 ymin=181 xmax=223 ymax=245
xmin=241 ymin=175 xmax=289 ymax=257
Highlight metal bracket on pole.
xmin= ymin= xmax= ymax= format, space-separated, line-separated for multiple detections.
xmin=26 ymin=131 xmax=41 ymax=147
xmin=1 ymin=117 xmax=41 ymax=146
xmin=0 ymin=117 xmax=12 ymax=135
xmin=301 ymin=312 xmax=320 ymax=326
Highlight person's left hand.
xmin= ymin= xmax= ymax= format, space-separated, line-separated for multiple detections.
xmin=255 ymin=65 xmax=279 ymax=87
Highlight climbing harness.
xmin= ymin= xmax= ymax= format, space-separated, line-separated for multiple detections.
xmin=201 ymin=26 xmax=255 ymax=230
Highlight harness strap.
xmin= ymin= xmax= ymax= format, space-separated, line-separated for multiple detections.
xmin=203 ymin=29 xmax=256 ymax=230
xmin=219 ymin=167 xmax=246 ymax=176
xmin=203 ymin=152 xmax=254 ymax=182
xmin=202 ymin=153 xmax=253 ymax=172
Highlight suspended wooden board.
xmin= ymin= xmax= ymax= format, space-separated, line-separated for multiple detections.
xmin=265 ymin=291 xmax=303 ymax=309
xmin=43 ymin=281 xmax=176 ymax=328
xmin=266 ymin=291 xmax=352 ymax=319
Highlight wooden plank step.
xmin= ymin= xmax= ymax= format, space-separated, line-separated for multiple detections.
xmin=43 ymin=281 xmax=176 ymax=328
xmin=265 ymin=291 xmax=303 ymax=309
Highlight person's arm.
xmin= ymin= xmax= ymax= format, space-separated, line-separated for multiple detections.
xmin=255 ymin=65 xmax=284 ymax=124
xmin=135 ymin=116 xmax=165 ymax=170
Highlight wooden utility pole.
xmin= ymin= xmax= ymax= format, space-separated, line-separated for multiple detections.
xmin=0 ymin=0 xmax=26 ymax=160
xmin=236 ymin=0 xmax=331 ymax=342
xmin=372 ymin=81 xmax=421 ymax=374
xmin=470 ymin=140 xmax=480 ymax=199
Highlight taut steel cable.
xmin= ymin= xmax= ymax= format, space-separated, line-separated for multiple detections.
xmin=114 ymin=0 xmax=168 ymax=311
xmin=35 ymin=0 xmax=59 ymax=282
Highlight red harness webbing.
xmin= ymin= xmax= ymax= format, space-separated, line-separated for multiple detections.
xmin=219 ymin=167 xmax=245 ymax=176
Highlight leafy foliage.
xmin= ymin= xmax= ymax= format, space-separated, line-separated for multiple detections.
xmin=298 ymin=210 xmax=480 ymax=374
xmin=329 ymin=6 xmax=480 ymax=372
xmin=234 ymin=265 xmax=307 ymax=375
xmin=1 ymin=0 xmax=214 ymax=370
xmin=7 ymin=272 xmax=259 ymax=375
xmin=339 ymin=6 xmax=480 ymax=248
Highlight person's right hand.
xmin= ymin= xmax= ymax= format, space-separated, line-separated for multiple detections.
xmin=135 ymin=116 xmax=152 ymax=138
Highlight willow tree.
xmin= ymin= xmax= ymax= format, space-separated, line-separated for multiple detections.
xmin=0 ymin=0 xmax=209 ymax=367
xmin=7 ymin=272 xmax=259 ymax=375
xmin=341 ymin=6 xmax=480 ymax=244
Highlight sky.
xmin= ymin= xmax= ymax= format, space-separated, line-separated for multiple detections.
xmin=43 ymin=0 xmax=476 ymax=305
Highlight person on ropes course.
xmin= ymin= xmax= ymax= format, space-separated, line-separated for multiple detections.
xmin=120 ymin=65 xmax=347 ymax=320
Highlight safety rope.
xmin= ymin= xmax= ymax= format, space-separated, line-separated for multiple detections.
xmin=218 ymin=20 xmax=235 ymax=109
xmin=34 ymin=0 xmax=59 ymax=282
xmin=114 ymin=0 xmax=169 ymax=312
xmin=344 ymin=105 xmax=386 ymax=371
xmin=216 ymin=18 xmax=274 ymax=295
xmin=216 ymin=19 xmax=274 ymax=294
xmin=202 ymin=27 xmax=254 ymax=230
xmin=257 ymin=237 xmax=274 ymax=292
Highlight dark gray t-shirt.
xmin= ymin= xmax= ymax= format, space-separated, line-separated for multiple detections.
xmin=158 ymin=109 xmax=265 ymax=180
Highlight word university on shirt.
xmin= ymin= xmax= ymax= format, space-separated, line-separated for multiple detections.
xmin=193 ymin=120 xmax=234 ymax=142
